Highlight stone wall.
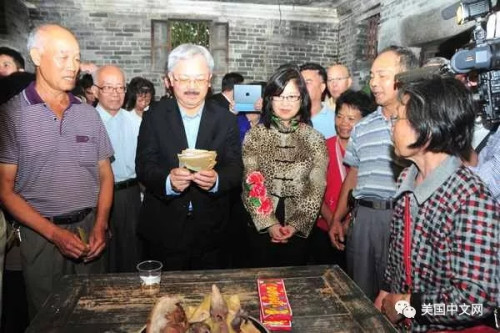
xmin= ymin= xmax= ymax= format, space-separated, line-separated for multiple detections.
xmin=336 ymin=0 xmax=381 ymax=89
xmin=1 ymin=0 xmax=478 ymax=95
xmin=1 ymin=0 xmax=339 ymax=96
xmin=337 ymin=0 xmax=474 ymax=88
xmin=378 ymin=0 xmax=474 ymax=57
xmin=0 ymin=0 xmax=30 ymax=68
xmin=229 ymin=19 xmax=338 ymax=83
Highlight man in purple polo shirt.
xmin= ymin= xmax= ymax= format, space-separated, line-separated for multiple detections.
xmin=0 ymin=24 xmax=114 ymax=317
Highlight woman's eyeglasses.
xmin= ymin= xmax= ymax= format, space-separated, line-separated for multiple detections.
xmin=271 ymin=95 xmax=301 ymax=102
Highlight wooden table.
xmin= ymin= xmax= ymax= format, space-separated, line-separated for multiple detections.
xmin=28 ymin=265 xmax=396 ymax=332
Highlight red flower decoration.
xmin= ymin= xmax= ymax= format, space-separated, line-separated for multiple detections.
xmin=246 ymin=171 xmax=265 ymax=185
xmin=245 ymin=171 xmax=272 ymax=216
xmin=249 ymin=182 xmax=266 ymax=198
xmin=257 ymin=197 xmax=273 ymax=215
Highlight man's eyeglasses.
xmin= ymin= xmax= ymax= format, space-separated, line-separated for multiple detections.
xmin=271 ymin=95 xmax=301 ymax=102
xmin=171 ymin=75 xmax=209 ymax=87
xmin=94 ymin=85 xmax=126 ymax=94
xmin=327 ymin=77 xmax=350 ymax=82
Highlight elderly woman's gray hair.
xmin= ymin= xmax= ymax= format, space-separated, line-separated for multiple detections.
xmin=167 ymin=44 xmax=214 ymax=73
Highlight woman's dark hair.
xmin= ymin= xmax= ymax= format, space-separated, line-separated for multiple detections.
xmin=262 ymin=64 xmax=311 ymax=128
xmin=124 ymin=77 xmax=155 ymax=111
xmin=335 ymin=90 xmax=376 ymax=117
xmin=399 ymin=76 xmax=475 ymax=160
xmin=79 ymin=73 xmax=94 ymax=90
xmin=250 ymin=81 xmax=267 ymax=90
xmin=71 ymin=73 xmax=94 ymax=101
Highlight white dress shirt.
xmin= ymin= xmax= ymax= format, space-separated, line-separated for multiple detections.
xmin=96 ymin=105 xmax=138 ymax=182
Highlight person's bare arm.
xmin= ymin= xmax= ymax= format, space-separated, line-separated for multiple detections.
xmin=320 ymin=202 xmax=333 ymax=224
xmin=0 ymin=163 xmax=88 ymax=258
xmin=86 ymin=158 xmax=114 ymax=260
xmin=328 ymin=167 xmax=358 ymax=250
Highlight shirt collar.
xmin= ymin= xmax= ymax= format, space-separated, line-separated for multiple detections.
xmin=24 ymin=81 xmax=81 ymax=105
xmin=319 ymin=102 xmax=334 ymax=114
xmin=374 ymin=106 xmax=386 ymax=120
xmin=222 ymin=92 xmax=232 ymax=104
xmin=179 ymin=102 xmax=204 ymax=119
xmin=396 ymin=155 xmax=461 ymax=204
xmin=96 ymin=104 xmax=124 ymax=122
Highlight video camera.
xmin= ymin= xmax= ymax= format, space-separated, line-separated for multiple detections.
xmin=445 ymin=0 xmax=500 ymax=126
xmin=397 ymin=1 xmax=500 ymax=126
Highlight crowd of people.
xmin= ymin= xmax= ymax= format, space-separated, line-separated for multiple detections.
xmin=0 ymin=23 xmax=498 ymax=332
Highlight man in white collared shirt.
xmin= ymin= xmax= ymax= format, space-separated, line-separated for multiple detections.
xmin=93 ymin=65 xmax=141 ymax=273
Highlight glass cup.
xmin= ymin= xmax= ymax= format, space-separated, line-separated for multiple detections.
xmin=137 ymin=260 xmax=162 ymax=294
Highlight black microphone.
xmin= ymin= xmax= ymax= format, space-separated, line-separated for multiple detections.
xmin=442 ymin=1 xmax=461 ymax=20
xmin=395 ymin=66 xmax=449 ymax=84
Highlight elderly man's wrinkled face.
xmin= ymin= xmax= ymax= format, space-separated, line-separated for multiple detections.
xmin=32 ymin=27 xmax=80 ymax=92
xmin=168 ymin=54 xmax=211 ymax=113
xmin=0 ymin=55 xmax=19 ymax=77
xmin=93 ymin=66 xmax=126 ymax=114
xmin=327 ymin=65 xmax=352 ymax=100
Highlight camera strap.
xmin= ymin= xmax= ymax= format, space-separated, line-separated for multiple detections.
xmin=475 ymin=131 xmax=492 ymax=153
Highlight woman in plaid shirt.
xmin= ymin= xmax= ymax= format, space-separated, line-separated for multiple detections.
xmin=376 ymin=76 xmax=500 ymax=332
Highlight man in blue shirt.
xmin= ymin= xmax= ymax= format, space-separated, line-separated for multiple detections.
xmin=93 ymin=65 xmax=142 ymax=273
xmin=136 ymin=44 xmax=242 ymax=270
xmin=329 ymin=46 xmax=418 ymax=301
xmin=300 ymin=62 xmax=336 ymax=139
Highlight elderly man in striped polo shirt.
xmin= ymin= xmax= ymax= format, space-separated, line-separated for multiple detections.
xmin=329 ymin=46 xmax=419 ymax=301
xmin=0 ymin=24 xmax=114 ymax=317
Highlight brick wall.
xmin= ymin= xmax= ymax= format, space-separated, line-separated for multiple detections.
xmin=1 ymin=0 xmax=471 ymax=96
xmin=378 ymin=0 xmax=471 ymax=54
xmin=336 ymin=0 xmax=381 ymax=89
xmin=1 ymin=0 xmax=339 ymax=97
xmin=336 ymin=0 xmax=466 ymax=88
xmin=229 ymin=19 xmax=338 ymax=83
xmin=0 ymin=0 xmax=30 ymax=69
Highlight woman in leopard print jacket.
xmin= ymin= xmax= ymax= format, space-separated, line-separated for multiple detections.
xmin=242 ymin=64 xmax=328 ymax=268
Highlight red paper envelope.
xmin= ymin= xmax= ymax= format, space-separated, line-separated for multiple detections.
xmin=257 ymin=278 xmax=292 ymax=322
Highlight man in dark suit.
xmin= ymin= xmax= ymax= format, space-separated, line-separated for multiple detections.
xmin=136 ymin=44 xmax=242 ymax=270
xmin=209 ymin=72 xmax=244 ymax=113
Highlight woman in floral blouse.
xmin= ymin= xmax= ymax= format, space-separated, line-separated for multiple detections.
xmin=241 ymin=64 xmax=328 ymax=268
xmin=376 ymin=76 xmax=499 ymax=332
